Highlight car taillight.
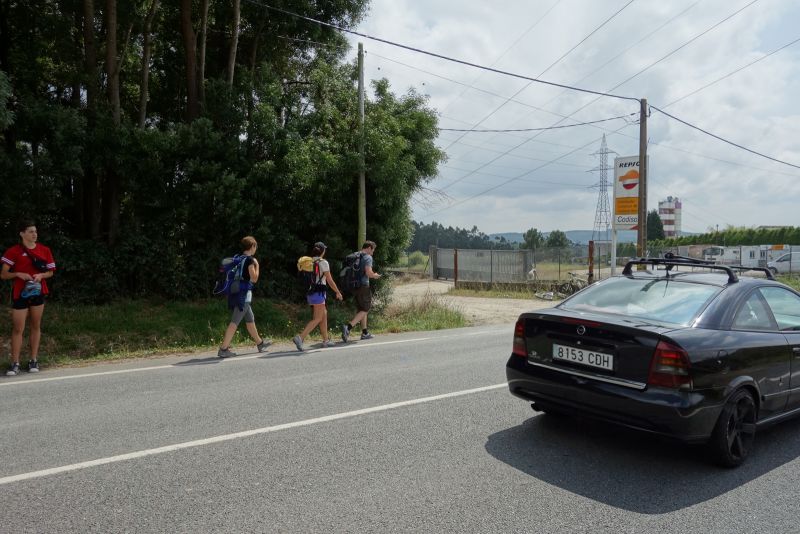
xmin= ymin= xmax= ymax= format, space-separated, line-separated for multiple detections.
xmin=648 ymin=340 xmax=691 ymax=388
xmin=512 ymin=319 xmax=527 ymax=357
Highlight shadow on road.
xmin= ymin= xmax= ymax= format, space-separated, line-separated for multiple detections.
xmin=485 ymin=412 xmax=800 ymax=514
xmin=174 ymin=349 xmax=303 ymax=365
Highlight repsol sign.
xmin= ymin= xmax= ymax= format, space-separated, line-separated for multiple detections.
xmin=617 ymin=161 xmax=639 ymax=168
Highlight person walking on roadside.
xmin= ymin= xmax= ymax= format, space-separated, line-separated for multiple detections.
xmin=1 ymin=220 xmax=56 ymax=376
xmin=292 ymin=242 xmax=343 ymax=352
xmin=341 ymin=240 xmax=381 ymax=343
xmin=217 ymin=236 xmax=272 ymax=358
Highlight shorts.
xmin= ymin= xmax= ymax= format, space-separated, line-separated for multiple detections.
xmin=12 ymin=295 xmax=46 ymax=309
xmin=353 ymin=285 xmax=372 ymax=312
xmin=307 ymin=291 xmax=326 ymax=305
xmin=229 ymin=302 xmax=255 ymax=326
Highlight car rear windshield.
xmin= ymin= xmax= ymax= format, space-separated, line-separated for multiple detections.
xmin=560 ymin=277 xmax=722 ymax=325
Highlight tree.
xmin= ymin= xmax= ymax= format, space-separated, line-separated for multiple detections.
xmin=647 ymin=210 xmax=665 ymax=241
xmin=545 ymin=230 xmax=571 ymax=249
xmin=523 ymin=228 xmax=544 ymax=250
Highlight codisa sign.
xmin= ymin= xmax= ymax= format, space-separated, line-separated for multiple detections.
xmin=613 ymin=156 xmax=639 ymax=230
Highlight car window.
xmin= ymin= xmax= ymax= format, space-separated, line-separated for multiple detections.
xmin=732 ymin=291 xmax=777 ymax=331
xmin=759 ymin=287 xmax=800 ymax=332
xmin=561 ymin=277 xmax=720 ymax=326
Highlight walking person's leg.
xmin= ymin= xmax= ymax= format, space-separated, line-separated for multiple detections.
xmin=343 ymin=286 xmax=373 ymax=341
xmin=219 ymin=305 xmax=247 ymax=358
xmin=294 ymin=303 xmax=323 ymax=351
xmin=27 ymin=303 xmax=44 ymax=371
xmin=320 ymin=305 xmax=334 ymax=346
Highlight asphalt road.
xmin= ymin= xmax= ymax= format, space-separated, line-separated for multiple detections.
xmin=2 ymin=326 xmax=800 ymax=533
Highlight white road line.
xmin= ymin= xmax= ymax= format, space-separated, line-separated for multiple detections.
xmin=0 ymin=329 xmax=508 ymax=388
xmin=0 ymin=383 xmax=506 ymax=486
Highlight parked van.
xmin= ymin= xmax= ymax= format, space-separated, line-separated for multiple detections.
xmin=767 ymin=252 xmax=800 ymax=274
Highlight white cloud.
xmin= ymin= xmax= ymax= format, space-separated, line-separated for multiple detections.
xmin=347 ymin=0 xmax=800 ymax=234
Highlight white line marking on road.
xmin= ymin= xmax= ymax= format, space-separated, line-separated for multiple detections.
xmin=0 ymin=383 xmax=506 ymax=486
xmin=0 ymin=330 xmax=508 ymax=387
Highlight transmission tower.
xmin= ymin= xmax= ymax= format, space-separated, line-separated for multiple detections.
xmin=590 ymin=135 xmax=616 ymax=253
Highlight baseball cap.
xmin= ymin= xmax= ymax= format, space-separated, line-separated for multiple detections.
xmin=314 ymin=241 xmax=327 ymax=250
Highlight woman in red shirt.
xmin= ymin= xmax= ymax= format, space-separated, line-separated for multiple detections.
xmin=1 ymin=220 xmax=56 ymax=376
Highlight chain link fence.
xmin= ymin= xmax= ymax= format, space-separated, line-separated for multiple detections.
xmin=429 ymin=245 xmax=606 ymax=283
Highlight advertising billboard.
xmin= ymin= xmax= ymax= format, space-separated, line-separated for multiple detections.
xmin=613 ymin=156 xmax=640 ymax=230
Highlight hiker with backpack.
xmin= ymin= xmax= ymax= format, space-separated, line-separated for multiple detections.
xmin=341 ymin=240 xmax=381 ymax=342
xmin=292 ymin=242 xmax=343 ymax=352
xmin=1 ymin=220 xmax=56 ymax=376
xmin=216 ymin=236 xmax=272 ymax=358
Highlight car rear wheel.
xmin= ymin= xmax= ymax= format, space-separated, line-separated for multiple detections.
xmin=709 ymin=389 xmax=757 ymax=467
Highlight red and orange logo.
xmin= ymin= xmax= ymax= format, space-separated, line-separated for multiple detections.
xmin=619 ymin=169 xmax=639 ymax=190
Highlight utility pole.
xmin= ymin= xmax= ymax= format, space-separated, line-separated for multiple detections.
xmin=357 ymin=42 xmax=366 ymax=247
xmin=637 ymin=98 xmax=648 ymax=258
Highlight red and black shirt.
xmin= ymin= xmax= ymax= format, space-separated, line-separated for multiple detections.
xmin=1 ymin=244 xmax=56 ymax=299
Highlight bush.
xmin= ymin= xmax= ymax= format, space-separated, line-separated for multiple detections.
xmin=408 ymin=250 xmax=427 ymax=268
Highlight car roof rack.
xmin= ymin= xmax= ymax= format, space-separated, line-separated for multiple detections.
xmin=623 ymin=253 xmax=738 ymax=283
xmin=622 ymin=253 xmax=776 ymax=282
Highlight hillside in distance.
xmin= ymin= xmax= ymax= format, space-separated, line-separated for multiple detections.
xmin=490 ymin=230 xmax=640 ymax=244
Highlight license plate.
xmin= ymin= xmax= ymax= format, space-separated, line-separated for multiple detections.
xmin=552 ymin=343 xmax=614 ymax=371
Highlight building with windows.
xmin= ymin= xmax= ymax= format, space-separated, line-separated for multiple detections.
xmin=658 ymin=196 xmax=682 ymax=237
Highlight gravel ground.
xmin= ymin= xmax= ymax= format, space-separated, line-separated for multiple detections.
xmin=390 ymin=279 xmax=556 ymax=325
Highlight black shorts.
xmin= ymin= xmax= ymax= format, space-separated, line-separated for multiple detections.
xmin=12 ymin=295 xmax=45 ymax=309
xmin=353 ymin=285 xmax=372 ymax=312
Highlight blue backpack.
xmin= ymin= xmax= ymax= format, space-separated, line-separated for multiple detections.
xmin=213 ymin=255 xmax=252 ymax=309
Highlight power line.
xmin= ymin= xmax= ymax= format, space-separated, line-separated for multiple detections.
xmin=436 ymin=0 xmax=563 ymax=118
xmin=425 ymin=0 xmax=765 ymax=213
xmin=439 ymin=113 xmax=636 ymax=132
xmin=439 ymin=0 xmax=637 ymax=158
xmin=605 ymin=0 xmax=759 ymax=92
xmin=241 ymin=0 xmax=641 ymax=104
xmin=650 ymin=105 xmax=800 ymax=170
xmin=663 ymin=34 xmax=800 ymax=108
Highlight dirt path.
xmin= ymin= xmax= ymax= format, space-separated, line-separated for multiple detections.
xmin=390 ymin=279 xmax=557 ymax=326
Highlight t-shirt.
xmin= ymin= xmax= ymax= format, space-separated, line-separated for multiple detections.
xmin=314 ymin=257 xmax=330 ymax=286
xmin=360 ymin=253 xmax=373 ymax=287
xmin=1 ymin=243 xmax=56 ymax=300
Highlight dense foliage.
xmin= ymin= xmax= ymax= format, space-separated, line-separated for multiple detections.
xmin=646 ymin=210 xmax=665 ymax=241
xmin=653 ymin=226 xmax=800 ymax=248
xmin=407 ymin=221 xmax=514 ymax=252
xmin=0 ymin=0 xmax=444 ymax=303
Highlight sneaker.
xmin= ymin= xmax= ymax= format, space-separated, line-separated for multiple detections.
xmin=6 ymin=362 xmax=20 ymax=376
xmin=257 ymin=339 xmax=272 ymax=352
xmin=341 ymin=323 xmax=351 ymax=343
xmin=322 ymin=340 xmax=336 ymax=347
xmin=360 ymin=332 xmax=374 ymax=340
xmin=28 ymin=360 xmax=39 ymax=373
xmin=217 ymin=347 xmax=236 ymax=359
xmin=292 ymin=335 xmax=305 ymax=352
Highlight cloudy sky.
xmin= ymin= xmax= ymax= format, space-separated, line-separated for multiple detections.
xmin=343 ymin=0 xmax=800 ymax=235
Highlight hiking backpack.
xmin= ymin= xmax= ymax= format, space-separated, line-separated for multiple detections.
xmin=339 ymin=251 xmax=365 ymax=291
xmin=213 ymin=255 xmax=249 ymax=296
xmin=297 ymin=256 xmax=325 ymax=294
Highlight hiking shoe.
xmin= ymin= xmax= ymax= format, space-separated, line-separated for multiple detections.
xmin=322 ymin=340 xmax=336 ymax=348
xmin=360 ymin=332 xmax=374 ymax=340
xmin=217 ymin=347 xmax=236 ymax=359
xmin=27 ymin=360 xmax=39 ymax=373
xmin=341 ymin=324 xmax=351 ymax=343
xmin=6 ymin=363 xmax=20 ymax=376
xmin=257 ymin=339 xmax=272 ymax=352
xmin=292 ymin=335 xmax=305 ymax=352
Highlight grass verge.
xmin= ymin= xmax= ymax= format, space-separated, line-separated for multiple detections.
xmin=447 ymin=286 xmax=543 ymax=300
xmin=0 ymin=293 xmax=465 ymax=368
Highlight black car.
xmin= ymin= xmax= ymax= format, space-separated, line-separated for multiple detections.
xmin=506 ymin=255 xmax=800 ymax=467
